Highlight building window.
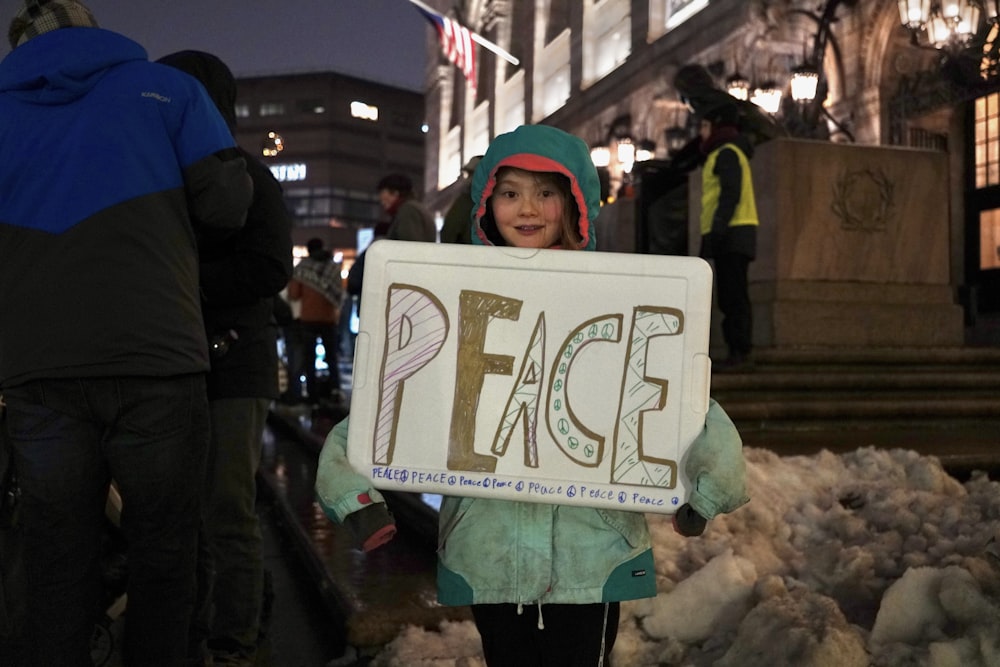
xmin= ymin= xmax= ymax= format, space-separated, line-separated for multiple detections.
xmin=297 ymin=99 xmax=327 ymax=114
xmin=283 ymin=187 xmax=382 ymax=228
xmin=583 ymin=0 xmax=631 ymax=87
xmin=439 ymin=125 xmax=462 ymax=189
xmin=235 ymin=103 xmax=250 ymax=119
xmin=648 ymin=0 xmax=708 ymax=40
xmin=269 ymin=163 xmax=307 ymax=182
xmin=465 ymin=103 xmax=490 ymax=166
xmin=259 ymin=102 xmax=286 ymax=117
xmin=391 ymin=111 xmax=419 ymax=129
xmin=495 ymin=69 xmax=525 ymax=136
xmin=975 ymin=93 xmax=1000 ymax=189
xmin=533 ymin=29 xmax=571 ymax=121
xmin=351 ymin=101 xmax=379 ymax=122
xmin=664 ymin=0 xmax=708 ymax=29
xmin=980 ymin=209 xmax=1000 ymax=271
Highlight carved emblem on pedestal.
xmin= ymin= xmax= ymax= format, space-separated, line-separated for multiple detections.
xmin=831 ymin=168 xmax=895 ymax=233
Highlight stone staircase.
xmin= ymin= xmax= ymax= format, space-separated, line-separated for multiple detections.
xmin=709 ymin=346 xmax=1000 ymax=477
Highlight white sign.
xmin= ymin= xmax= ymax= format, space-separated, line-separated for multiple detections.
xmin=347 ymin=241 xmax=713 ymax=514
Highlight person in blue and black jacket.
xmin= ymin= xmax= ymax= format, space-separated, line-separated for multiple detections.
xmin=0 ymin=2 xmax=252 ymax=664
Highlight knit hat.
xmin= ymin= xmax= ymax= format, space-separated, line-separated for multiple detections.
xmin=8 ymin=0 xmax=98 ymax=49
xmin=376 ymin=172 xmax=413 ymax=194
xmin=701 ymin=101 xmax=740 ymax=129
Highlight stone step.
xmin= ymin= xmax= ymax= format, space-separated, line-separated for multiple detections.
xmin=713 ymin=369 xmax=1000 ymax=392
xmin=707 ymin=346 xmax=1000 ymax=474
xmin=748 ymin=346 xmax=1000 ymax=366
xmin=717 ymin=395 xmax=1000 ymax=421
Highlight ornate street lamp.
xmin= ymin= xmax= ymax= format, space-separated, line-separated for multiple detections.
xmin=898 ymin=0 xmax=933 ymax=31
xmin=590 ymin=144 xmax=611 ymax=168
xmin=751 ymin=80 xmax=783 ymax=114
xmin=725 ymin=71 xmax=751 ymax=101
xmin=898 ymin=0 xmax=987 ymax=51
xmin=616 ymin=136 xmax=636 ymax=174
xmin=790 ymin=62 xmax=820 ymax=102
xmin=635 ymin=139 xmax=657 ymax=163
xmin=986 ymin=0 xmax=1000 ymax=22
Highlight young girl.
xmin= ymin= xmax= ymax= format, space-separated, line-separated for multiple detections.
xmin=315 ymin=124 xmax=748 ymax=666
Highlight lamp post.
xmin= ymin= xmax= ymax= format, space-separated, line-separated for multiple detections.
xmin=787 ymin=0 xmax=858 ymax=138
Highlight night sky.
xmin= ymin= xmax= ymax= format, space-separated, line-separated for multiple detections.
xmin=0 ymin=0 xmax=428 ymax=90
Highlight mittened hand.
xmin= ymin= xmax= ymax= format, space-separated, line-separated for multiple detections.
xmin=344 ymin=502 xmax=397 ymax=552
xmin=685 ymin=399 xmax=750 ymax=520
xmin=672 ymin=503 xmax=708 ymax=537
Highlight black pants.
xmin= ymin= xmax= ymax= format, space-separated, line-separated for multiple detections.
xmin=4 ymin=375 xmax=208 ymax=666
xmin=714 ymin=253 xmax=753 ymax=358
xmin=472 ymin=602 xmax=619 ymax=667
xmin=297 ymin=320 xmax=341 ymax=400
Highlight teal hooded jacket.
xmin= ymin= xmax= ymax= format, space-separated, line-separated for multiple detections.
xmin=314 ymin=124 xmax=748 ymax=607
xmin=438 ymin=124 xmax=655 ymax=605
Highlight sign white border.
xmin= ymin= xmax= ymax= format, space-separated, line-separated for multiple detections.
xmin=346 ymin=241 xmax=713 ymax=514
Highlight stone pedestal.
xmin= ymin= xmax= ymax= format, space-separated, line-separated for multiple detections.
xmin=690 ymin=138 xmax=964 ymax=349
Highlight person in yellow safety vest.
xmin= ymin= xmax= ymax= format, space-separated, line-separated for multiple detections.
xmin=699 ymin=101 xmax=759 ymax=372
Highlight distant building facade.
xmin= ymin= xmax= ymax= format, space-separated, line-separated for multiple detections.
xmin=233 ymin=72 xmax=427 ymax=257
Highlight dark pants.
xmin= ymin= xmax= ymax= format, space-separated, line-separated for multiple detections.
xmin=190 ymin=397 xmax=269 ymax=665
xmin=471 ymin=602 xmax=620 ymax=667
xmin=714 ymin=253 xmax=753 ymax=358
xmin=297 ymin=320 xmax=341 ymax=401
xmin=3 ymin=375 xmax=209 ymax=667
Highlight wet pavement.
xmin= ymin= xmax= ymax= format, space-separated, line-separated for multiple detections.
xmin=259 ymin=406 xmax=471 ymax=663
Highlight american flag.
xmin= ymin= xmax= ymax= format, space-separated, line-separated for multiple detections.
xmin=414 ymin=5 xmax=477 ymax=90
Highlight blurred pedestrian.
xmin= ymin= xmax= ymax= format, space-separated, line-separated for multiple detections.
xmin=287 ymin=238 xmax=345 ymax=405
xmin=697 ymin=101 xmax=760 ymax=371
xmin=157 ymin=49 xmax=293 ymax=666
xmin=438 ymin=156 xmax=481 ymax=244
xmin=0 ymin=3 xmax=252 ymax=665
xmin=376 ymin=172 xmax=436 ymax=242
xmin=346 ymin=223 xmax=389 ymax=317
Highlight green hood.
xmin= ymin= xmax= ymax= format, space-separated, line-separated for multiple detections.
xmin=470 ymin=124 xmax=599 ymax=251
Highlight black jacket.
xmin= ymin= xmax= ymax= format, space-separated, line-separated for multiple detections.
xmin=158 ymin=50 xmax=293 ymax=400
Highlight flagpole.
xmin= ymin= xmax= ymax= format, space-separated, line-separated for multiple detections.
xmin=469 ymin=33 xmax=519 ymax=67
xmin=403 ymin=0 xmax=520 ymax=67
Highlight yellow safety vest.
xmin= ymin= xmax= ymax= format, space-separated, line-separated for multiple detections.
xmin=700 ymin=142 xmax=759 ymax=235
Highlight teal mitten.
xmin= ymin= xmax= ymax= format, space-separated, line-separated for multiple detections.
xmin=683 ymin=399 xmax=750 ymax=520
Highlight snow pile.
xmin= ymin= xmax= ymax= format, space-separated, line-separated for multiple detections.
xmin=371 ymin=446 xmax=1000 ymax=667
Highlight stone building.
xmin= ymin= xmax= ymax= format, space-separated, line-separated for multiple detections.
xmin=416 ymin=0 xmax=1000 ymax=348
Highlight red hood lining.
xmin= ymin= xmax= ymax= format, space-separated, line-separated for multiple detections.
xmin=475 ymin=153 xmax=591 ymax=249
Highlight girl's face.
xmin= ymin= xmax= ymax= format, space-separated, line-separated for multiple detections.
xmin=490 ymin=168 xmax=569 ymax=249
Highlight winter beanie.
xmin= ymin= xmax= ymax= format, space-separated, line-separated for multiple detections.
xmin=8 ymin=0 xmax=98 ymax=49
